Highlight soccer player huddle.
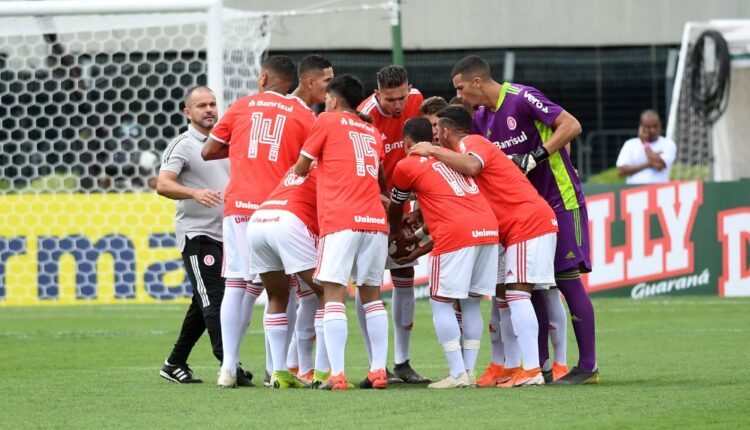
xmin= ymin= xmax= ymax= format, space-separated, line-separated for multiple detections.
xmin=173 ymin=53 xmax=600 ymax=391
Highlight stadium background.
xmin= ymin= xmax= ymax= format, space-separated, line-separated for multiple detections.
xmin=1 ymin=0 xmax=749 ymax=306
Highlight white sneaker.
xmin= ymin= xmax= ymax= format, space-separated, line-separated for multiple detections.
xmin=427 ymin=372 xmax=471 ymax=389
xmin=217 ymin=368 xmax=237 ymax=389
xmin=465 ymin=369 xmax=476 ymax=387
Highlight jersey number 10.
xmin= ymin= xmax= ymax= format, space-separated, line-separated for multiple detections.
xmin=248 ymin=112 xmax=287 ymax=162
xmin=432 ymin=162 xmax=479 ymax=196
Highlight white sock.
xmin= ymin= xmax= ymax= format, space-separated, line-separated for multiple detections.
xmin=544 ymin=288 xmax=568 ymax=366
xmin=323 ymin=302 xmax=348 ymax=375
xmin=241 ymin=283 xmax=263 ymax=373
xmin=391 ymin=276 xmax=415 ymax=365
xmin=363 ymin=300 xmax=389 ymax=372
xmin=489 ymin=298 xmax=504 ymax=365
xmin=498 ymin=299 xmax=521 ymax=368
xmin=264 ymin=312 xmax=289 ymax=372
xmin=459 ymin=296 xmax=482 ymax=373
xmin=429 ymin=298 xmax=465 ymax=378
xmin=355 ymin=289 xmax=372 ymax=364
xmin=295 ymin=294 xmax=318 ymax=375
xmin=507 ymin=290 xmax=540 ymax=370
xmin=314 ymin=309 xmax=330 ymax=372
xmin=263 ymin=303 xmax=272 ymax=375
xmin=285 ymin=292 xmax=299 ymax=370
xmin=219 ymin=281 xmax=246 ymax=374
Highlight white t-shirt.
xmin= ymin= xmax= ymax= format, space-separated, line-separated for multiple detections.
xmin=615 ymin=136 xmax=677 ymax=184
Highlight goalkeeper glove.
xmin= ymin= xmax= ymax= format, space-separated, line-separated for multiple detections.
xmin=509 ymin=145 xmax=549 ymax=174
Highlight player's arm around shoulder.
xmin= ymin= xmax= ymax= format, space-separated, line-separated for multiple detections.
xmin=409 ymin=142 xmax=482 ymax=176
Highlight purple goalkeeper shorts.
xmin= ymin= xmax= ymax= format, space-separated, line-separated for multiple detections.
xmin=553 ymin=205 xmax=592 ymax=274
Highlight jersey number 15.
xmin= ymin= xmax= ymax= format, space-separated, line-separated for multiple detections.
xmin=350 ymin=131 xmax=379 ymax=178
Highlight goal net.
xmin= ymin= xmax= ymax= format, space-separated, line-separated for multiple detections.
xmin=0 ymin=1 xmax=272 ymax=305
xmin=667 ymin=20 xmax=750 ymax=181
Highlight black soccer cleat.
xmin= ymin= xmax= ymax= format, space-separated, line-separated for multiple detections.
xmin=551 ymin=366 xmax=600 ymax=385
xmin=236 ymin=365 xmax=255 ymax=387
xmin=386 ymin=367 xmax=404 ymax=385
xmin=542 ymin=369 xmax=553 ymax=384
xmin=394 ymin=360 xmax=431 ymax=384
xmin=160 ymin=361 xmax=203 ymax=384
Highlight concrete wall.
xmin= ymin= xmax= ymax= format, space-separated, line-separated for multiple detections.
xmin=226 ymin=0 xmax=750 ymax=49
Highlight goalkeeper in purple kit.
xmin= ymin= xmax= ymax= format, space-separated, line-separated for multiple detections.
xmin=451 ymin=55 xmax=599 ymax=384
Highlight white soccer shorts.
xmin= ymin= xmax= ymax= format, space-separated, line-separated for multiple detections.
xmin=222 ymin=214 xmax=254 ymax=281
xmin=496 ymin=232 xmax=557 ymax=289
xmin=429 ymin=244 xmax=498 ymax=299
xmin=314 ymin=229 xmax=388 ymax=287
xmin=247 ymin=209 xmax=318 ymax=275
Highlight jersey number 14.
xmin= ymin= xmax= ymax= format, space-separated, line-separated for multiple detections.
xmin=248 ymin=112 xmax=287 ymax=162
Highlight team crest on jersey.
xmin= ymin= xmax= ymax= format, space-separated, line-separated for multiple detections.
xmin=204 ymin=255 xmax=215 ymax=266
xmin=506 ymin=116 xmax=517 ymax=131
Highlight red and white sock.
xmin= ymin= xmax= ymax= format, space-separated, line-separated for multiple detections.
xmin=323 ymin=302 xmax=348 ymax=375
xmin=314 ymin=309 xmax=330 ymax=372
xmin=498 ymin=298 xmax=521 ymax=369
xmin=354 ymin=290 xmax=372 ymax=365
xmin=544 ymin=288 xmax=568 ymax=366
xmin=363 ymin=299 xmax=389 ymax=372
xmin=295 ymin=293 xmax=318 ymax=375
xmin=285 ymin=292 xmax=299 ymax=370
xmin=459 ymin=296 xmax=482 ymax=373
xmin=489 ymin=298 xmax=504 ymax=365
xmin=430 ymin=298 xmax=465 ymax=379
xmin=264 ymin=312 xmax=289 ymax=372
xmin=391 ymin=276 xmax=415 ymax=365
xmin=507 ymin=290 xmax=540 ymax=370
xmin=219 ymin=279 xmax=246 ymax=374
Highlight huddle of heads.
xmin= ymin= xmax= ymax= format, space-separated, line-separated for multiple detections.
xmin=181 ymin=55 xmax=482 ymax=148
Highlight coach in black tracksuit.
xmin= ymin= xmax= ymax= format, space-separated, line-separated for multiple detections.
xmin=156 ymin=86 xmax=230 ymax=384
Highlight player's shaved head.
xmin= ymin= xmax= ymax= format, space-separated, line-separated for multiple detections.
xmin=327 ymin=74 xmax=366 ymax=110
xmin=640 ymin=109 xmax=661 ymax=124
xmin=451 ymin=55 xmax=491 ymax=80
xmin=376 ymin=64 xmax=408 ymax=89
xmin=298 ymin=54 xmax=332 ymax=79
xmin=436 ymin=105 xmax=473 ymax=134
xmin=403 ymin=117 xmax=434 ymax=144
xmin=260 ymin=55 xmax=295 ymax=93
xmin=184 ymin=85 xmax=213 ymax=108
xmin=419 ymin=96 xmax=448 ymax=116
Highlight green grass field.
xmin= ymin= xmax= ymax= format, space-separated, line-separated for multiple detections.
xmin=2 ymin=297 xmax=749 ymax=429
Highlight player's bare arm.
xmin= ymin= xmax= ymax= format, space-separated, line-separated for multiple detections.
xmin=395 ymin=239 xmax=434 ymax=265
xmin=546 ymin=110 xmax=582 ymax=155
xmin=409 ymin=142 xmax=482 ymax=176
xmin=156 ymin=170 xmax=222 ymax=208
xmin=201 ymin=137 xmax=229 ymax=160
xmin=388 ymin=198 xmax=406 ymax=241
xmin=293 ymin=153 xmax=313 ymax=177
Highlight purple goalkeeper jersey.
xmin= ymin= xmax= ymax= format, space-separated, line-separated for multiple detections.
xmin=472 ymin=82 xmax=585 ymax=212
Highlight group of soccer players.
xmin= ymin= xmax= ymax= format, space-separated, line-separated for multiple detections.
xmin=193 ymin=53 xmax=599 ymax=390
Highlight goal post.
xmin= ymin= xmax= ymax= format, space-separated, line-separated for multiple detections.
xmin=0 ymin=1 xmax=393 ymax=306
xmin=666 ymin=19 xmax=750 ymax=181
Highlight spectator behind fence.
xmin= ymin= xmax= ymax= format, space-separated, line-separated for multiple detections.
xmin=616 ymin=109 xmax=676 ymax=184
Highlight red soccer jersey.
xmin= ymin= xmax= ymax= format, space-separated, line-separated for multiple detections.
xmin=301 ymin=111 xmax=387 ymax=236
xmin=391 ymin=154 xmax=499 ymax=256
xmin=459 ymin=134 xmax=558 ymax=246
xmin=358 ymin=88 xmax=424 ymax=190
xmin=209 ymin=91 xmax=315 ymax=216
xmin=259 ymin=166 xmax=319 ymax=235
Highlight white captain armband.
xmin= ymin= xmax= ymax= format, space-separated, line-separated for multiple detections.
xmin=391 ymin=186 xmax=410 ymax=205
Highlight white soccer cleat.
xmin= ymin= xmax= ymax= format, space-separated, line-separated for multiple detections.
xmin=465 ymin=369 xmax=476 ymax=387
xmin=427 ymin=372 xmax=471 ymax=389
xmin=217 ymin=368 xmax=237 ymax=389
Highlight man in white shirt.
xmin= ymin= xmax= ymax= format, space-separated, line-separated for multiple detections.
xmin=616 ymin=110 xmax=676 ymax=184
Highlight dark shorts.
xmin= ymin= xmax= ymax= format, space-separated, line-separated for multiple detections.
xmin=554 ymin=206 xmax=592 ymax=274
